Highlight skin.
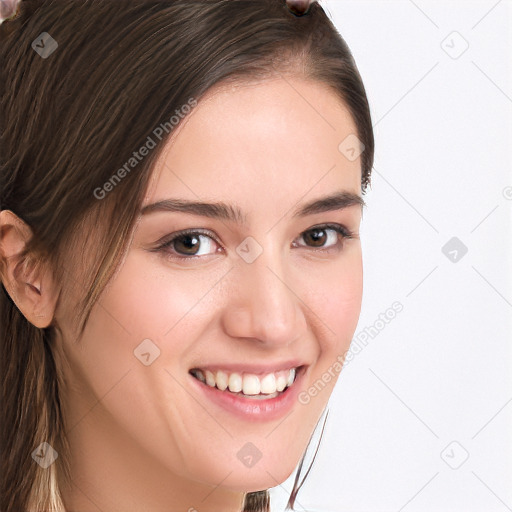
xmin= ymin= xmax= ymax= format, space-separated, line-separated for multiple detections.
xmin=285 ymin=0 xmax=313 ymax=15
xmin=0 ymin=76 xmax=364 ymax=512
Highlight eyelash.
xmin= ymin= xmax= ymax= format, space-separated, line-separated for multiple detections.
xmin=152 ymin=223 xmax=356 ymax=263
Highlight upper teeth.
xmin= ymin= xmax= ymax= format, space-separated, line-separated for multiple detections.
xmin=191 ymin=368 xmax=297 ymax=395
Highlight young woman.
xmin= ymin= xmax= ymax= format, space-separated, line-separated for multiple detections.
xmin=0 ymin=0 xmax=374 ymax=510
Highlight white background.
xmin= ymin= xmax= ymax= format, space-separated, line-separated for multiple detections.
xmin=271 ymin=1 xmax=512 ymax=511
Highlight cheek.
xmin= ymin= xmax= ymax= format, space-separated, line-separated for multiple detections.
xmin=59 ymin=251 xmax=229 ymax=480
xmin=290 ymin=252 xmax=362 ymax=434
xmin=331 ymin=265 xmax=363 ymax=344
xmin=64 ymin=250 xmax=223 ymax=429
xmin=303 ymin=248 xmax=363 ymax=350
xmin=95 ymin=250 xmax=226 ymax=340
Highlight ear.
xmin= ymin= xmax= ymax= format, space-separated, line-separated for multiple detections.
xmin=0 ymin=210 xmax=60 ymax=328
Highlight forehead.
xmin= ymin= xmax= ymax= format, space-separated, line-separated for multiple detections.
xmin=144 ymin=77 xmax=362 ymax=217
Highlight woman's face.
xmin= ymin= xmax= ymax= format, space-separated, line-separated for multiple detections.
xmin=56 ymin=76 xmax=364 ymax=503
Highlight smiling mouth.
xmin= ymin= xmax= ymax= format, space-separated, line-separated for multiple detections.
xmin=189 ymin=366 xmax=304 ymax=400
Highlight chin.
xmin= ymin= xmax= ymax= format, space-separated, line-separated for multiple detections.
xmin=215 ymin=458 xmax=299 ymax=493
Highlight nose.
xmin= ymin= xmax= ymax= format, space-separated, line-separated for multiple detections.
xmin=221 ymin=245 xmax=306 ymax=348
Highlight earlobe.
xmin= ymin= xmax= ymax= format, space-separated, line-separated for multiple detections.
xmin=0 ymin=210 xmax=59 ymax=329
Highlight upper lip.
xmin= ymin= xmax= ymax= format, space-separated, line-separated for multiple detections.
xmin=189 ymin=360 xmax=307 ymax=375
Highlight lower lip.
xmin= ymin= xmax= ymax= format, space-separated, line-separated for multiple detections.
xmin=189 ymin=366 xmax=307 ymax=422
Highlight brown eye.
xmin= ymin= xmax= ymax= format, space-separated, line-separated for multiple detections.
xmin=157 ymin=230 xmax=220 ymax=258
xmin=173 ymin=233 xmax=202 ymax=255
xmin=297 ymin=224 xmax=349 ymax=250
xmin=303 ymin=227 xmax=328 ymax=247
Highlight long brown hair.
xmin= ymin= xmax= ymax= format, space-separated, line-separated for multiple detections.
xmin=0 ymin=1 xmax=374 ymax=510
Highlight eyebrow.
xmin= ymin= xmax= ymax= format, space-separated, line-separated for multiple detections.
xmin=139 ymin=190 xmax=365 ymax=224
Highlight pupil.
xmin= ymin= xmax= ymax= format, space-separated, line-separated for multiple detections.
xmin=307 ymin=228 xmax=326 ymax=247
xmin=176 ymin=234 xmax=200 ymax=255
